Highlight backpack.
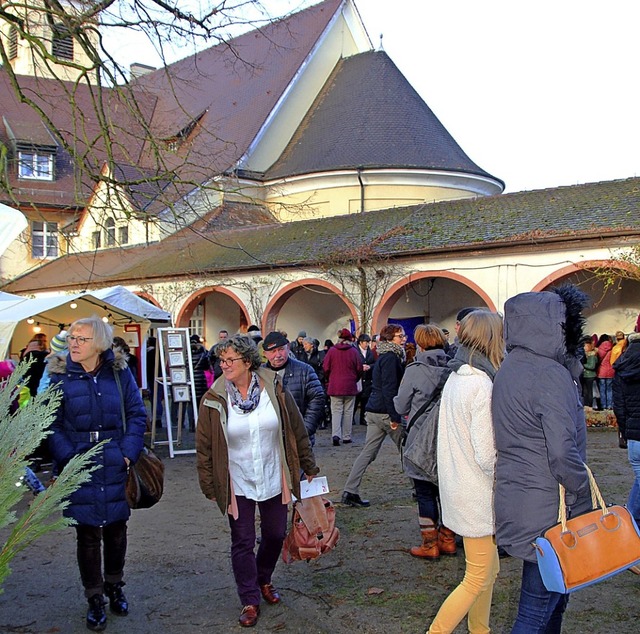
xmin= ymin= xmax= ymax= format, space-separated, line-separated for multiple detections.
xmin=282 ymin=496 xmax=340 ymax=563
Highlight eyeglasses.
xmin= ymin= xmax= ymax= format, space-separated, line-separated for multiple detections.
xmin=67 ymin=335 xmax=93 ymax=345
xmin=393 ymin=333 xmax=407 ymax=339
xmin=219 ymin=357 xmax=244 ymax=367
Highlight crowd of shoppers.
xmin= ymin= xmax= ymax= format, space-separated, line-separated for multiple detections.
xmin=14 ymin=291 xmax=640 ymax=632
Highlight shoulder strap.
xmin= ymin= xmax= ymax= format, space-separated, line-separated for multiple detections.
xmin=113 ymin=368 xmax=126 ymax=430
xmin=405 ymin=369 xmax=450 ymax=434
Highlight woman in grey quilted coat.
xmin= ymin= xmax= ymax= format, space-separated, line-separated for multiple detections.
xmin=492 ymin=286 xmax=592 ymax=634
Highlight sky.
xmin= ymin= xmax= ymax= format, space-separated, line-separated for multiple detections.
xmin=105 ymin=0 xmax=640 ymax=194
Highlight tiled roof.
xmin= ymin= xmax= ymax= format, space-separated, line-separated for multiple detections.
xmin=265 ymin=50 xmax=501 ymax=182
xmin=0 ymin=0 xmax=344 ymax=212
xmin=0 ymin=73 xmax=155 ymax=210
xmin=6 ymin=176 xmax=640 ymax=293
xmin=131 ymin=0 xmax=345 ymax=180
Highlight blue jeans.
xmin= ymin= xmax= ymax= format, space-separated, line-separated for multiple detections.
xmin=413 ymin=478 xmax=440 ymax=524
xmin=627 ymin=440 xmax=640 ymax=525
xmin=511 ymin=560 xmax=569 ymax=634
xmin=598 ymin=378 xmax=613 ymax=409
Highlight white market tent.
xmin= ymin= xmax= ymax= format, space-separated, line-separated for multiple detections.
xmin=0 ymin=285 xmax=172 ymax=362
xmin=0 ymin=202 xmax=28 ymax=257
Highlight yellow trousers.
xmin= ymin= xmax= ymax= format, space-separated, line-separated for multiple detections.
xmin=427 ymin=535 xmax=499 ymax=634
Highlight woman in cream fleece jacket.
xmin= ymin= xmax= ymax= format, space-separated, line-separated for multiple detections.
xmin=426 ymin=310 xmax=504 ymax=634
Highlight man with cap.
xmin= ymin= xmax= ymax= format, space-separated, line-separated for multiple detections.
xmin=322 ymin=329 xmax=363 ymax=446
xmin=354 ymin=334 xmax=377 ymax=426
xmin=262 ymin=331 xmax=325 ymax=445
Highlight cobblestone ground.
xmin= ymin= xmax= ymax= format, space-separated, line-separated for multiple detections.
xmin=1 ymin=426 xmax=637 ymax=634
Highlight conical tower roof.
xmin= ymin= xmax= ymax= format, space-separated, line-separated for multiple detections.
xmin=266 ymin=50 xmax=502 ymax=188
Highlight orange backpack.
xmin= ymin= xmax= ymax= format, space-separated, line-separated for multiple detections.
xmin=282 ymin=496 xmax=340 ymax=563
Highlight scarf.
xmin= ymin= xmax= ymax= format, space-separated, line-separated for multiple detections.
xmin=448 ymin=344 xmax=498 ymax=381
xmin=226 ymin=371 xmax=261 ymax=414
xmin=376 ymin=340 xmax=406 ymax=364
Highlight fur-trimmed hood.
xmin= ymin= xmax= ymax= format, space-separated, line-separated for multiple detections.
xmin=47 ymin=346 xmax=129 ymax=375
xmin=503 ymin=285 xmax=589 ymax=376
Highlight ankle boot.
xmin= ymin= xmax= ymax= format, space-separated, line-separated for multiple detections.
xmin=104 ymin=581 xmax=129 ymax=616
xmin=438 ymin=526 xmax=457 ymax=556
xmin=410 ymin=528 xmax=440 ymax=559
xmin=86 ymin=594 xmax=107 ymax=631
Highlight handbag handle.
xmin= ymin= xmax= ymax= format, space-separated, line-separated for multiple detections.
xmin=557 ymin=464 xmax=607 ymax=530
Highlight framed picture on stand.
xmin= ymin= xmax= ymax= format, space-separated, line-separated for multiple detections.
xmin=168 ymin=351 xmax=184 ymax=367
xmin=170 ymin=367 xmax=187 ymax=384
xmin=167 ymin=333 xmax=183 ymax=349
xmin=172 ymin=385 xmax=190 ymax=402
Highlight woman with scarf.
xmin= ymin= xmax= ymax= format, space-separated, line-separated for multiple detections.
xmin=195 ymin=334 xmax=319 ymax=628
xmin=426 ymin=310 xmax=504 ymax=634
xmin=341 ymin=323 xmax=406 ymax=507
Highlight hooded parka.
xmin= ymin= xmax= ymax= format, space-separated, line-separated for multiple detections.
xmin=492 ymin=290 xmax=592 ymax=562
xmin=48 ymin=348 xmax=147 ymax=526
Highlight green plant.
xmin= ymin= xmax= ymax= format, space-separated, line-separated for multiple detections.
xmin=0 ymin=361 xmax=104 ymax=591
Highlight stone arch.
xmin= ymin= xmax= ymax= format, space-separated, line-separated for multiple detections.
xmin=263 ymin=279 xmax=359 ymax=343
xmin=372 ymin=271 xmax=496 ymax=335
xmin=134 ymin=290 xmax=163 ymax=308
xmin=175 ymin=286 xmax=250 ymax=339
xmin=532 ymin=260 xmax=640 ymax=334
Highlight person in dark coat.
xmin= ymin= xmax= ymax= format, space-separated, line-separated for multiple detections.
xmin=341 ymin=324 xmax=406 ymax=507
xmin=300 ymin=337 xmax=325 ymax=383
xmin=262 ymin=332 xmax=325 ymax=445
xmin=322 ymin=329 xmax=362 ymax=445
xmin=492 ymin=286 xmax=592 ymax=633
xmin=48 ymin=316 xmax=147 ymax=632
xmin=353 ymin=333 xmax=377 ymax=426
xmin=189 ymin=334 xmax=209 ymax=426
xmin=21 ymin=332 xmax=49 ymax=397
xmin=113 ymin=336 xmax=139 ymax=385
xmin=613 ymin=333 xmax=640 ymax=524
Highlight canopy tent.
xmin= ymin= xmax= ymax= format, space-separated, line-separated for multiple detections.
xmin=0 ymin=202 xmax=28 ymax=257
xmin=0 ymin=285 xmax=172 ymax=361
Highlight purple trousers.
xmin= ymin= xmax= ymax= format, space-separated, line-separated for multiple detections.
xmin=228 ymin=494 xmax=288 ymax=605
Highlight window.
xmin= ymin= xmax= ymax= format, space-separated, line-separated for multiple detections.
xmin=118 ymin=225 xmax=129 ymax=245
xmin=105 ymin=217 xmax=116 ymax=246
xmin=18 ymin=150 xmax=54 ymax=180
xmin=92 ymin=231 xmax=101 ymax=250
xmin=52 ymin=24 xmax=73 ymax=61
xmin=31 ymin=221 xmax=58 ymax=258
xmin=8 ymin=26 xmax=18 ymax=60
xmin=189 ymin=302 xmax=204 ymax=339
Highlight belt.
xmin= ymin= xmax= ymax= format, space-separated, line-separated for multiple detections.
xmin=68 ymin=430 xmax=122 ymax=443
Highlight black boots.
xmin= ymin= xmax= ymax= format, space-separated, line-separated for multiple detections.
xmin=104 ymin=581 xmax=129 ymax=616
xmin=86 ymin=594 xmax=107 ymax=631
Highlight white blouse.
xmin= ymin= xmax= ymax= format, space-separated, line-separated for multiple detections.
xmin=226 ymin=389 xmax=282 ymax=501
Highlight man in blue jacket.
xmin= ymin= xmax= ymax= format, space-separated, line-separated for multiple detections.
xmin=262 ymin=331 xmax=325 ymax=446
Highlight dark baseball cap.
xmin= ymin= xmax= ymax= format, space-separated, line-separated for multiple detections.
xmin=263 ymin=332 xmax=289 ymax=351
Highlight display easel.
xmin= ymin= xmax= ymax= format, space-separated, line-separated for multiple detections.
xmin=150 ymin=327 xmax=198 ymax=457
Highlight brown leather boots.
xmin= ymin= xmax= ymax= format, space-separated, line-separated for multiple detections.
xmin=410 ymin=526 xmax=457 ymax=559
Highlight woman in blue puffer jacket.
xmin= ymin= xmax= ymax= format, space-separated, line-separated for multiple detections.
xmin=48 ymin=316 xmax=147 ymax=632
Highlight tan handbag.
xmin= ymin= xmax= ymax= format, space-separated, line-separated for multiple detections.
xmin=125 ymin=446 xmax=164 ymax=509
xmin=282 ymin=496 xmax=339 ymax=563
xmin=534 ymin=465 xmax=640 ymax=593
